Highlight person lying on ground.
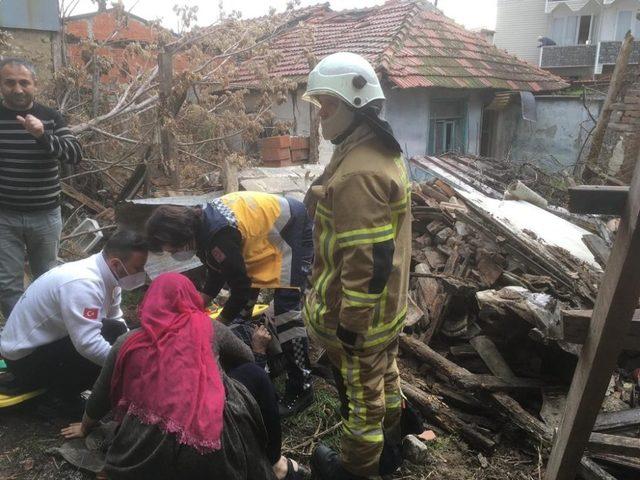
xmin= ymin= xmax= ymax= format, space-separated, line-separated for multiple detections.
xmin=61 ymin=272 xmax=306 ymax=480
xmin=0 ymin=230 xmax=147 ymax=401
xmin=145 ymin=191 xmax=315 ymax=417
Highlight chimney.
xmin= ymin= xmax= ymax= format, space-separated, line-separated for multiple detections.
xmin=97 ymin=0 xmax=107 ymax=12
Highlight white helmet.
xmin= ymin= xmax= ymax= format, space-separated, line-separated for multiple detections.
xmin=303 ymin=52 xmax=385 ymax=109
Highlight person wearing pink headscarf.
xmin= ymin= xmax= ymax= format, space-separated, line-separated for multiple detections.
xmin=61 ymin=272 xmax=303 ymax=479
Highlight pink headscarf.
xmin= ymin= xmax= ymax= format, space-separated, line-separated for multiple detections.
xmin=110 ymin=272 xmax=225 ymax=453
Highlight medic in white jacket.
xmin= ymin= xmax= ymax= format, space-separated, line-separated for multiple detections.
xmin=0 ymin=236 xmax=148 ymax=367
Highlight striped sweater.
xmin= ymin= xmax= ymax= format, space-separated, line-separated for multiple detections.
xmin=0 ymin=103 xmax=82 ymax=211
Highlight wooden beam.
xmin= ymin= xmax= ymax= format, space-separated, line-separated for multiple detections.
xmin=61 ymin=183 xmax=107 ymax=214
xmin=470 ymin=335 xmax=517 ymax=382
xmin=561 ymin=309 xmax=640 ymax=350
xmin=577 ymin=457 xmax=618 ymax=480
xmin=590 ymin=452 xmax=640 ymax=472
xmin=222 ymin=158 xmax=239 ymax=193
xmin=582 ymin=234 xmax=611 ymax=267
xmin=568 ymin=186 xmax=629 ymax=215
xmin=544 ymin=151 xmax=640 ymax=479
xmin=593 ymin=408 xmax=640 ymax=432
xmin=307 ymin=56 xmax=320 ymax=164
xmin=399 ymin=335 xmax=546 ymax=392
xmin=158 ymin=48 xmax=179 ymax=187
xmin=400 ymin=337 xmax=613 ymax=479
xmin=402 ymin=381 xmax=497 ymax=453
xmin=587 ymin=433 xmax=640 ymax=457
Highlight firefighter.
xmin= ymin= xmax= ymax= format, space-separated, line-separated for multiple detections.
xmin=145 ymin=191 xmax=314 ymax=417
xmin=302 ymin=52 xmax=411 ymax=479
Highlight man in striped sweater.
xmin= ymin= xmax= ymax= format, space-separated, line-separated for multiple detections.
xmin=0 ymin=58 xmax=82 ymax=321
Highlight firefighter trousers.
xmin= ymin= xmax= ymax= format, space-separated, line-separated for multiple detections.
xmin=326 ymin=336 xmax=402 ymax=478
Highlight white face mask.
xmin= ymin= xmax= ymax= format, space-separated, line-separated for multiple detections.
xmin=172 ymin=250 xmax=196 ymax=262
xmin=115 ymin=260 xmax=147 ymax=291
xmin=320 ymin=101 xmax=356 ymax=141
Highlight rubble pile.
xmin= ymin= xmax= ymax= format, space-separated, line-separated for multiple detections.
xmin=400 ymin=161 xmax=640 ymax=478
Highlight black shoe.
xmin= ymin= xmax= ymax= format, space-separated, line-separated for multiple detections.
xmin=278 ymin=387 xmax=314 ymax=418
xmin=311 ymin=444 xmax=367 ymax=480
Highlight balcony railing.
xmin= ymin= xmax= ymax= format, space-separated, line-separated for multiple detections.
xmin=545 ymin=0 xmax=616 ymax=13
xmin=540 ymin=44 xmax=598 ymax=68
xmin=540 ymin=41 xmax=640 ymax=70
xmin=598 ymin=40 xmax=640 ymax=64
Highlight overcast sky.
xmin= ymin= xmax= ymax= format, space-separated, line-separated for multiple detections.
xmin=69 ymin=0 xmax=497 ymax=32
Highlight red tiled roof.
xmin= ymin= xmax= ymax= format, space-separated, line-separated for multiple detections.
xmin=234 ymin=1 xmax=567 ymax=92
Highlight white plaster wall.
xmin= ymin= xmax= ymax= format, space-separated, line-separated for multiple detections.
xmin=494 ymin=0 xmax=548 ymax=65
xmin=497 ymin=96 xmax=603 ymax=172
xmin=384 ymin=87 xmax=430 ymax=158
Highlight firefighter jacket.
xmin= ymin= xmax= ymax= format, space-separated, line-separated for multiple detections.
xmin=304 ymin=123 xmax=411 ymax=354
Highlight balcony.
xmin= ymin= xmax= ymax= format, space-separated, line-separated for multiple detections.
xmin=598 ymin=40 xmax=640 ymax=65
xmin=540 ymin=44 xmax=598 ymax=68
xmin=540 ymin=41 xmax=640 ymax=70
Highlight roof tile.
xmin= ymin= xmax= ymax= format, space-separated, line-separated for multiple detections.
xmin=233 ymin=1 xmax=567 ymax=92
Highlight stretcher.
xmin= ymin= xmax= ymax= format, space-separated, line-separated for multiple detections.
xmin=0 ymin=359 xmax=46 ymax=408
xmin=207 ymin=303 xmax=269 ymax=321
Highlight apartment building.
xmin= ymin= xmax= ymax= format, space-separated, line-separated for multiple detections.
xmin=495 ymin=0 xmax=640 ymax=78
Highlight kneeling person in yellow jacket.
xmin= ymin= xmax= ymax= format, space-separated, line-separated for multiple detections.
xmin=302 ymin=52 xmax=412 ymax=479
xmin=146 ymin=191 xmax=315 ymax=417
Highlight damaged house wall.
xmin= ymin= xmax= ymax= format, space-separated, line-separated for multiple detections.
xmin=244 ymin=85 xmax=490 ymax=162
xmin=494 ymin=96 xmax=603 ymax=173
xmin=596 ymin=65 xmax=640 ymax=183
xmin=384 ymin=87 xmax=489 ymax=159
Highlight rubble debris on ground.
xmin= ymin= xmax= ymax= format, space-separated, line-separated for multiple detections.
xmin=400 ymin=155 xmax=639 ymax=478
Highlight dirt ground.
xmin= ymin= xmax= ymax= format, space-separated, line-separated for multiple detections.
xmin=0 ymin=290 xmax=544 ymax=479
xmin=0 ymin=377 xmax=545 ymax=480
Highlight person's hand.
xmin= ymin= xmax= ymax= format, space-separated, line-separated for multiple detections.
xmin=60 ymin=422 xmax=88 ymax=439
xmin=200 ymin=292 xmax=212 ymax=308
xmin=16 ymin=114 xmax=44 ymax=138
xmin=251 ymin=324 xmax=272 ymax=354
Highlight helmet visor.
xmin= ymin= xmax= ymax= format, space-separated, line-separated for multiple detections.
xmin=301 ymin=91 xmax=321 ymax=108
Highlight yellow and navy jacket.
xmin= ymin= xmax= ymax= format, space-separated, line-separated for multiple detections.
xmin=197 ymin=191 xmax=311 ymax=321
xmin=304 ymin=124 xmax=411 ymax=354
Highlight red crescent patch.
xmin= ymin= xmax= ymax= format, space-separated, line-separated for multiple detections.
xmin=83 ymin=308 xmax=99 ymax=320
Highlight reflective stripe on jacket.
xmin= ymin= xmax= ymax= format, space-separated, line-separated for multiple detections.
xmin=304 ymin=124 xmax=411 ymax=353
xmin=199 ymin=191 xmax=293 ymax=288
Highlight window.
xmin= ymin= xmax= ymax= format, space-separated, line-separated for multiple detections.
xmin=428 ymin=100 xmax=466 ymax=155
xmin=577 ymin=15 xmax=592 ymax=44
xmin=549 ymin=15 xmax=593 ymax=45
xmin=615 ymin=10 xmax=640 ymax=41
xmin=550 ymin=17 xmax=565 ymax=44
xmin=564 ymin=16 xmax=579 ymax=45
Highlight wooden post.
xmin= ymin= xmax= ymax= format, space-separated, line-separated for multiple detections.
xmin=158 ymin=47 xmax=179 ymax=188
xmin=222 ymin=158 xmax=239 ymax=193
xmin=307 ymin=57 xmax=320 ymax=164
xmin=582 ymin=33 xmax=634 ymax=181
xmin=91 ymin=51 xmax=100 ymax=117
xmin=545 ymin=152 xmax=640 ymax=479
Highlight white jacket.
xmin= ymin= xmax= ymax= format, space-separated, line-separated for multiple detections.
xmin=0 ymin=253 xmax=126 ymax=365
